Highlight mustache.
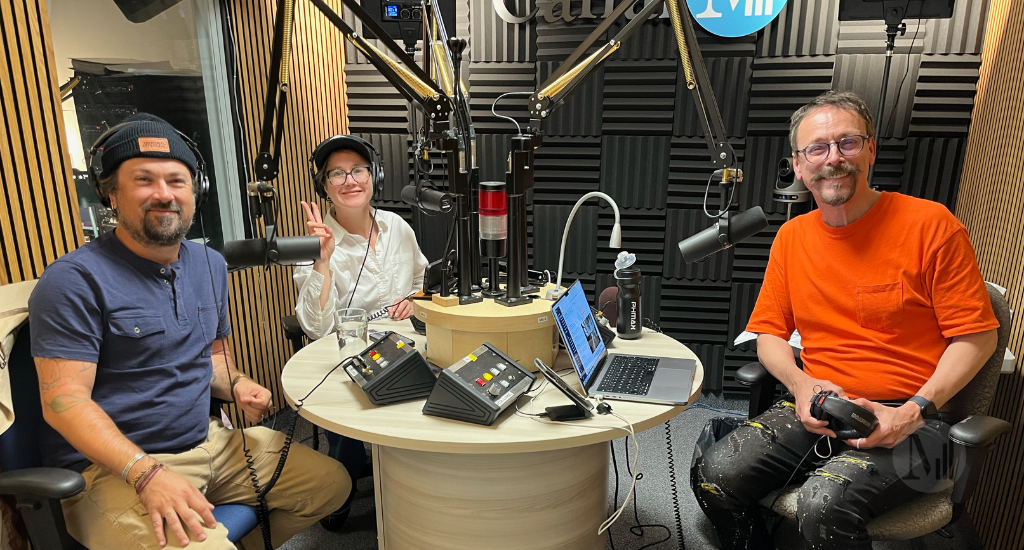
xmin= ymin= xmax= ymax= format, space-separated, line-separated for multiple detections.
xmin=812 ymin=162 xmax=861 ymax=183
xmin=142 ymin=201 xmax=182 ymax=214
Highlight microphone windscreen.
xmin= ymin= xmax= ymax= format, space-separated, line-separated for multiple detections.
xmin=224 ymin=238 xmax=267 ymax=270
xmin=599 ymin=286 xmax=619 ymax=327
xmin=729 ymin=206 xmax=769 ymax=244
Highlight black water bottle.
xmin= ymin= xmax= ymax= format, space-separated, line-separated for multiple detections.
xmin=614 ymin=251 xmax=642 ymax=339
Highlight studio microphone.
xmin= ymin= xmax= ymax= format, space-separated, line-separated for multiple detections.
xmin=677 ymin=206 xmax=769 ymax=264
xmin=402 ymin=183 xmax=453 ymax=213
xmin=224 ymin=236 xmax=321 ymax=270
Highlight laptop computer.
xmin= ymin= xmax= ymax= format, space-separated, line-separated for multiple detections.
xmin=551 ymin=280 xmax=696 ymax=405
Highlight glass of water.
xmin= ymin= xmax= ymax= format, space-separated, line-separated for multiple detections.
xmin=336 ymin=308 xmax=368 ymax=360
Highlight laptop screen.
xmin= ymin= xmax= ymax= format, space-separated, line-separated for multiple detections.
xmin=551 ymin=281 xmax=606 ymax=387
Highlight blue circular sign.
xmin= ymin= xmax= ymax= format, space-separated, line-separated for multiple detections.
xmin=686 ymin=0 xmax=788 ymax=38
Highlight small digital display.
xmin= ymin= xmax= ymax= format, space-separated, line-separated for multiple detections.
xmin=385 ymin=4 xmax=399 ymax=17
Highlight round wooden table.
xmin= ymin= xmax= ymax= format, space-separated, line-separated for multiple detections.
xmin=281 ymin=318 xmax=704 ymax=550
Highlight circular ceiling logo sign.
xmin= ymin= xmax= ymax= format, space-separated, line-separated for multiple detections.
xmin=686 ymin=0 xmax=788 ymax=38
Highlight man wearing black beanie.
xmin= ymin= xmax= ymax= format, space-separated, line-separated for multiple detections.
xmin=29 ymin=113 xmax=350 ymax=549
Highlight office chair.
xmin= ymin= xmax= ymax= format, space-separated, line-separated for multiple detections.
xmin=734 ymin=283 xmax=1012 ymax=547
xmin=0 ymin=323 xmax=259 ymax=549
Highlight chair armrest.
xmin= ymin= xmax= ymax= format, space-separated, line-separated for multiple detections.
xmin=0 ymin=467 xmax=85 ymax=500
xmin=281 ymin=314 xmax=307 ymax=354
xmin=948 ymin=415 xmax=1011 ymax=520
xmin=737 ymin=362 xmax=779 ymax=418
xmin=949 ymin=415 xmax=1011 ymax=448
xmin=736 ymin=362 xmax=772 ymax=386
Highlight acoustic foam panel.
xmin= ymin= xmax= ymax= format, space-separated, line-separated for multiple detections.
xmin=684 ymin=343 xmax=726 ymax=392
xmin=532 ymin=203 xmax=598 ymax=275
xmin=674 ymin=56 xmax=753 ymax=139
xmin=727 ymin=282 xmax=762 ymax=349
xmin=471 ymin=0 xmax=536 ymax=62
xmin=475 ymin=134 xmax=514 ymax=182
xmin=757 ymin=0 xmax=840 ymax=57
xmin=599 ymin=135 xmax=671 ymax=209
xmin=901 ymin=137 xmax=966 ymax=211
xmin=535 ymin=13 xmax=602 ymax=61
xmin=533 ymin=135 xmax=602 ymax=204
xmin=832 ymin=53 xmax=920 ymax=139
xmin=871 ymin=137 xmax=909 ymax=193
xmin=740 ymin=135 xmax=792 ymax=215
xmin=660 ymin=278 xmax=731 ymax=346
xmin=909 ymin=55 xmax=981 ymax=136
xmin=345 ymin=65 xmax=411 ymax=133
xmin=601 ymin=60 xmax=677 ymax=135
xmin=746 ymin=56 xmax=835 ymax=135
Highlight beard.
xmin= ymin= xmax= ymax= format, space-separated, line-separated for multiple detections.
xmin=811 ymin=161 xmax=862 ymax=207
xmin=119 ymin=200 xmax=194 ymax=247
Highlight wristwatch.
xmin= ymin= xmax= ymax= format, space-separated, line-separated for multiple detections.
xmin=908 ymin=395 xmax=938 ymax=419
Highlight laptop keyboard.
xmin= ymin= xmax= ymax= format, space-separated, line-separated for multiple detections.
xmin=596 ymin=356 xmax=660 ymax=396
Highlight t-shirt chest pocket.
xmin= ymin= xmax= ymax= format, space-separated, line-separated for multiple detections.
xmin=856 ymin=282 xmax=904 ymax=333
xmin=107 ymin=315 xmax=167 ymax=362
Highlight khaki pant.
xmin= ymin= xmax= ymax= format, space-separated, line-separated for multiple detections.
xmin=61 ymin=418 xmax=351 ymax=550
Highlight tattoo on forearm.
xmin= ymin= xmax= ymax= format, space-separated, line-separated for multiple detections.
xmin=47 ymin=394 xmax=87 ymax=413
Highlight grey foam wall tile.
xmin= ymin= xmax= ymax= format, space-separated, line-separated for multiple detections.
xmin=837 ymin=19 xmax=930 ymax=55
xmin=747 ymin=57 xmax=835 ymax=135
xmin=740 ymin=135 xmax=792 ymax=215
xmin=354 ymin=133 xmax=410 ymax=202
xmin=909 ymin=55 xmax=981 ymax=136
xmin=731 ymin=213 xmax=786 ymax=283
xmin=684 ymin=343 xmax=726 ymax=392
xmin=757 ymin=0 xmax=840 ymax=57
xmin=832 ymin=53 xmax=920 ymax=139
xmin=660 ymin=278 xmax=732 ymax=346
xmin=601 ymin=60 xmax=677 ymax=135
xmin=901 ymin=137 xmax=966 ymax=211
xmin=599 ymin=135 xmax=671 ymax=209
xmin=475 ymin=134 xmax=514 ymax=182
xmin=345 ymin=65 xmax=411 ymax=133
xmin=533 ymin=136 xmax=602 ymax=204
xmin=535 ymin=14 xmax=603 ymax=61
xmin=533 ymin=203 xmax=598 ymax=274
xmin=728 ymin=282 xmax=762 ymax=349
xmin=871 ymin=138 xmax=908 ymax=193
xmin=922 ymin=0 xmax=989 ymax=55
xmin=471 ymin=0 xmax=536 ymax=62
xmin=674 ymin=57 xmax=752 ymax=139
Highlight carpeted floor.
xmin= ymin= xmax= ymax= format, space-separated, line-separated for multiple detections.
xmin=272 ymin=393 xmax=987 ymax=550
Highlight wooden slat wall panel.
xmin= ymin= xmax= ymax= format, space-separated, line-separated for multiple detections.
xmin=955 ymin=1 xmax=1024 ymax=548
xmin=225 ymin=0 xmax=347 ymax=417
xmin=0 ymin=0 xmax=82 ymax=285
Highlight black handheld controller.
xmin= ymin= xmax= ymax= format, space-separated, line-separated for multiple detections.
xmin=344 ymin=332 xmax=437 ymax=405
xmin=809 ymin=390 xmax=879 ymax=439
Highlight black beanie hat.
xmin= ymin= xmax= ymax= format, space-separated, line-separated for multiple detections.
xmin=96 ymin=113 xmax=198 ymax=178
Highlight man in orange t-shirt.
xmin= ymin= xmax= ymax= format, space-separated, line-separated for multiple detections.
xmin=691 ymin=91 xmax=998 ymax=550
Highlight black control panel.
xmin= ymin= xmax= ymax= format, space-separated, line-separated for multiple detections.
xmin=344 ymin=332 xmax=436 ymax=405
xmin=422 ymin=343 xmax=536 ymax=425
xmin=381 ymin=0 xmax=422 ymax=22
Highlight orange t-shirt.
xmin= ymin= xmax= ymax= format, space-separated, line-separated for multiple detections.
xmin=745 ymin=192 xmax=998 ymax=400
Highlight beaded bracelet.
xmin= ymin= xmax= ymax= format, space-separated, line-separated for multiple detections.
xmin=134 ymin=464 xmax=164 ymax=495
xmin=121 ymin=452 xmax=147 ymax=483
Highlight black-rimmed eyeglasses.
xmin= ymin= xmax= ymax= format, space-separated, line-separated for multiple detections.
xmin=327 ymin=165 xmax=371 ymax=186
xmin=795 ymin=135 xmax=870 ymax=164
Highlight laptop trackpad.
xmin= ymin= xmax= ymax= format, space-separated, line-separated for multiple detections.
xmin=655 ymin=366 xmax=693 ymax=390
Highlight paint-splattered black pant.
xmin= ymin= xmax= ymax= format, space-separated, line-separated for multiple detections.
xmin=691 ymin=399 xmax=952 ymax=550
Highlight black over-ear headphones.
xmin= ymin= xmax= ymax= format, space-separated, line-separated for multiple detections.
xmin=809 ymin=390 xmax=879 ymax=440
xmin=308 ymin=135 xmax=384 ymax=202
xmin=87 ymin=121 xmax=210 ymax=209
